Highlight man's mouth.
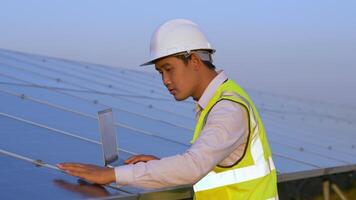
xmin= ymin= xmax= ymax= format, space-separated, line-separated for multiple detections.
xmin=168 ymin=88 xmax=176 ymax=95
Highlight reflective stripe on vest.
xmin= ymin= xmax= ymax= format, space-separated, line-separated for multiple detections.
xmin=267 ymin=195 xmax=279 ymax=200
xmin=193 ymin=90 xmax=275 ymax=192
xmin=193 ymin=135 xmax=275 ymax=192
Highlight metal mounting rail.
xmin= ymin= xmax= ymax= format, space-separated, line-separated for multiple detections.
xmin=0 ymin=148 xmax=132 ymax=194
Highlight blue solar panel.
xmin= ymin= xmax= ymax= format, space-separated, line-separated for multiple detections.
xmin=0 ymin=48 xmax=355 ymax=199
xmin=0 ymin=154 xmax=130 ymax=199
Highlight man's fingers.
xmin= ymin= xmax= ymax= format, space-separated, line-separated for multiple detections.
xmin=65 ymin=169 xmax=88 ymax=179
xmin=124 ymin=155 xmax=141 ymax=164
xmin=57 ymin=165 xmax=84 ymax=172
xmin=57 ymin=162 xmax=86 ymax=169
xmin=125 ymin=156 xmax=146 ymax=164
xmin=129 ymin=157 xmax=141 ymax=164
xmin=124 ymin=155 xmax=159 ymax=164
xmin=62 ymin=166 xmax=93 ymax=179
xmin=57 ymin=163 xmax=93 ymax=175
xmin=55 ymin=162 xmax=114 ymax=185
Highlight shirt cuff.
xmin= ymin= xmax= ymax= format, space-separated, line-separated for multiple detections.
xmin=114 ymin=164 xmax=134 ymax=186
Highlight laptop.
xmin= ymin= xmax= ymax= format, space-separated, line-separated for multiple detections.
xmin=97 ymin=108 xmax=122 ymax=168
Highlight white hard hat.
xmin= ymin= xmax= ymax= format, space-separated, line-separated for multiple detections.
xmin=140 ymin=19 xmax=215 ymax=66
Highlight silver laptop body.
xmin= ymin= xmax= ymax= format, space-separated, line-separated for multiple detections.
xmin=97 ymin=108 xmax=120 ymax=168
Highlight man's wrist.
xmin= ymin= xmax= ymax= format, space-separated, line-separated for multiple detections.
xmin=106 ymin=167 xmax=116 ymax=183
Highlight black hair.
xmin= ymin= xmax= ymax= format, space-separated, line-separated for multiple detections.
xmin=174 ymin=54 xmax=216 ymax=70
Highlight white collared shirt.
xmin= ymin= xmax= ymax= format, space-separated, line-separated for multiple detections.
xmin=115 ymin=70 xmax=249 ymax=189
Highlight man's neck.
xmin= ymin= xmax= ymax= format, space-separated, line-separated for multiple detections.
xmin=193 ymin=70 xmax=218 ymax=101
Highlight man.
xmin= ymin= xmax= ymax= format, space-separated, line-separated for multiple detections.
xmin=58 ymin=19 xmax=278 ymax=199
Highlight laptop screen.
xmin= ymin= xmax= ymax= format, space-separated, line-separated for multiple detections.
xmin=98 ymin=108 xmax=119 ymax=167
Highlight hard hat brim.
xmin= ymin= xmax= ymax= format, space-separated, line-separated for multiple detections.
xmin=140 ymin=48 xmax=215 ymax=67
xmin=140 ymin=59 xmax=156 ymax=66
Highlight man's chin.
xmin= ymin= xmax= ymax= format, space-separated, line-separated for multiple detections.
xmin=173 ymin=94 xmax=189 ymax=101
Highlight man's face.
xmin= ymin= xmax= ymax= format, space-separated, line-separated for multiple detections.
xmin=155 ymin=56 xmax=198 ymax=101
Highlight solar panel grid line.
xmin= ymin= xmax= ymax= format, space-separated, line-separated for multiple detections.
xmin=264 ymin=124 xmax=356 ymax=157
xmin=42 ymin=57 xmax=171 ymax=98
xmin=0 ymin=81 xmax=185 ymax=103
xmin=0 ymin=61 xmax=83 ymax=90
xmin=272 ymin=152 xmax=322 ymax=168
xmin=251 ymin=93 xmax=330 ymax=116
xmin=260 ymin=107 xmax=354 ymax=125
xmin=2 ymin=60 xmax=354 ymax=159
xmin=257 ymin=99 xmax=344 ymax=118
xmin=0 ymin=153 xmax=142 ymax=198
xmin=254 ymin=91 xmax=356 ymax=119
xmin=0 ymin=51 xmax=178 ymax=106
xmin=257 ymin=108 xmax=355 ymax=158
xmin=266 ymin=115 xmax=356 ymax=132
xmin=0 ymin=71 xmax=85 ymax=94
xmin=24 ymin=89 xmax=158 ymax=139
xmin=0 ymin=53 xmax=162 ymax=98
xmin=29 ymin=51 xmax=163 ymax=87
xmin=0 ymin=111 xmax=137 ymax=155
xmin=263 ymin=113 xmax=356 ymax=143
xmin=268 ymin=133 xmax=356 ymax=162
xmin=263 ymin=115 xmax=356 ymax=151
xmin=262 ymin=110 xmax=355 ymax=159
xmin=277 ymin=164 xmax=356 ymax=182
xmin=266 ymin=135 xmax=353 ymax=165
xmin=259 ymin=102 xmax=345 ymax=123
xmin=252 ymin=93 xmax=353 ymax=125
xmin=0 ymin=108 xmax=333 ymax=175
xmin=15 ymin=58 xmax=171 ymax=102
xmin=0 ymin=148 xmax=60 ymax=171
xmin=0 ymin=49 xmax=196 ymax=106
xmin=0 ymin=149 xmax=134 ymax=195
xmin=0 ymin=62 xmax=196 ymax=130
xmin=87 ymin=66 xmax=163 ymax=93
xmin=0 ymin=80 xmax=336 ymax=171
xmin=250 ymin=89 xmax=312 ymax=106
xmin=0 ymin=54 xmax=192 ymax=122
xmin=0 ymin=59 xmax=196 ymax=121
xmin=3 ymin=49 xmax=356 ymax=115
xmin=268 ymin=123 xmax=356 ymax=162
xmin=0 ymin=86 xmax=191 ymax=147
xmin=272 ymin=143 xmax=346 ymax=168
xmin=255 ymin=100 xmax=352 ymax=126
xmin=0 ymin=81 xmax=111 ymax=95
xmin=2 ymin=61 xmax=354 ymax=167
xmin=0 ymin=89 xmax=191 ymax=156
xmin=0 ymin=60 xmax=156 ymax=108
xmin=266 ymin=117 xmax=355 ymax=141
xmin=82 ymin=62 xmax=164 ymax=86
xmin=0 ymin=71 xmax=195 ymax=132
xmin=0 ymin=86 xmax=193 ymax=126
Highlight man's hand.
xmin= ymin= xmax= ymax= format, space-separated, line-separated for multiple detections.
xmin=124 ymin=154 xmax=159 ymax=164
xmin=57 ymin=163 xmax=115 ymax=185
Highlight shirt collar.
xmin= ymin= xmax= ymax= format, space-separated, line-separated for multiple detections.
xmin=196 ymin=70 xmax=228 ymax=110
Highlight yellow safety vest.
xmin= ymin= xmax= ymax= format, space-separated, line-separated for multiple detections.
xmin=191 ymin=79 xmax=278 ymax=200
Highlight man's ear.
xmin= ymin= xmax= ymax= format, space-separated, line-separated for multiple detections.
xmin=190 ymin=53 xmax=201 ymax=71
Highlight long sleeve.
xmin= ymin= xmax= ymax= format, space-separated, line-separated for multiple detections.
xmin=114 ymin=100 xmax=249 ymax=189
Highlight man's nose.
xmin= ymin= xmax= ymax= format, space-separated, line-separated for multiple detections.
xmin=162 ymin=73 xmax=171 ymax=86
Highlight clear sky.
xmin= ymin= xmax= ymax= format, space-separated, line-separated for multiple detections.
xmin=1 ymin=0 xmax=355 ymax=107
